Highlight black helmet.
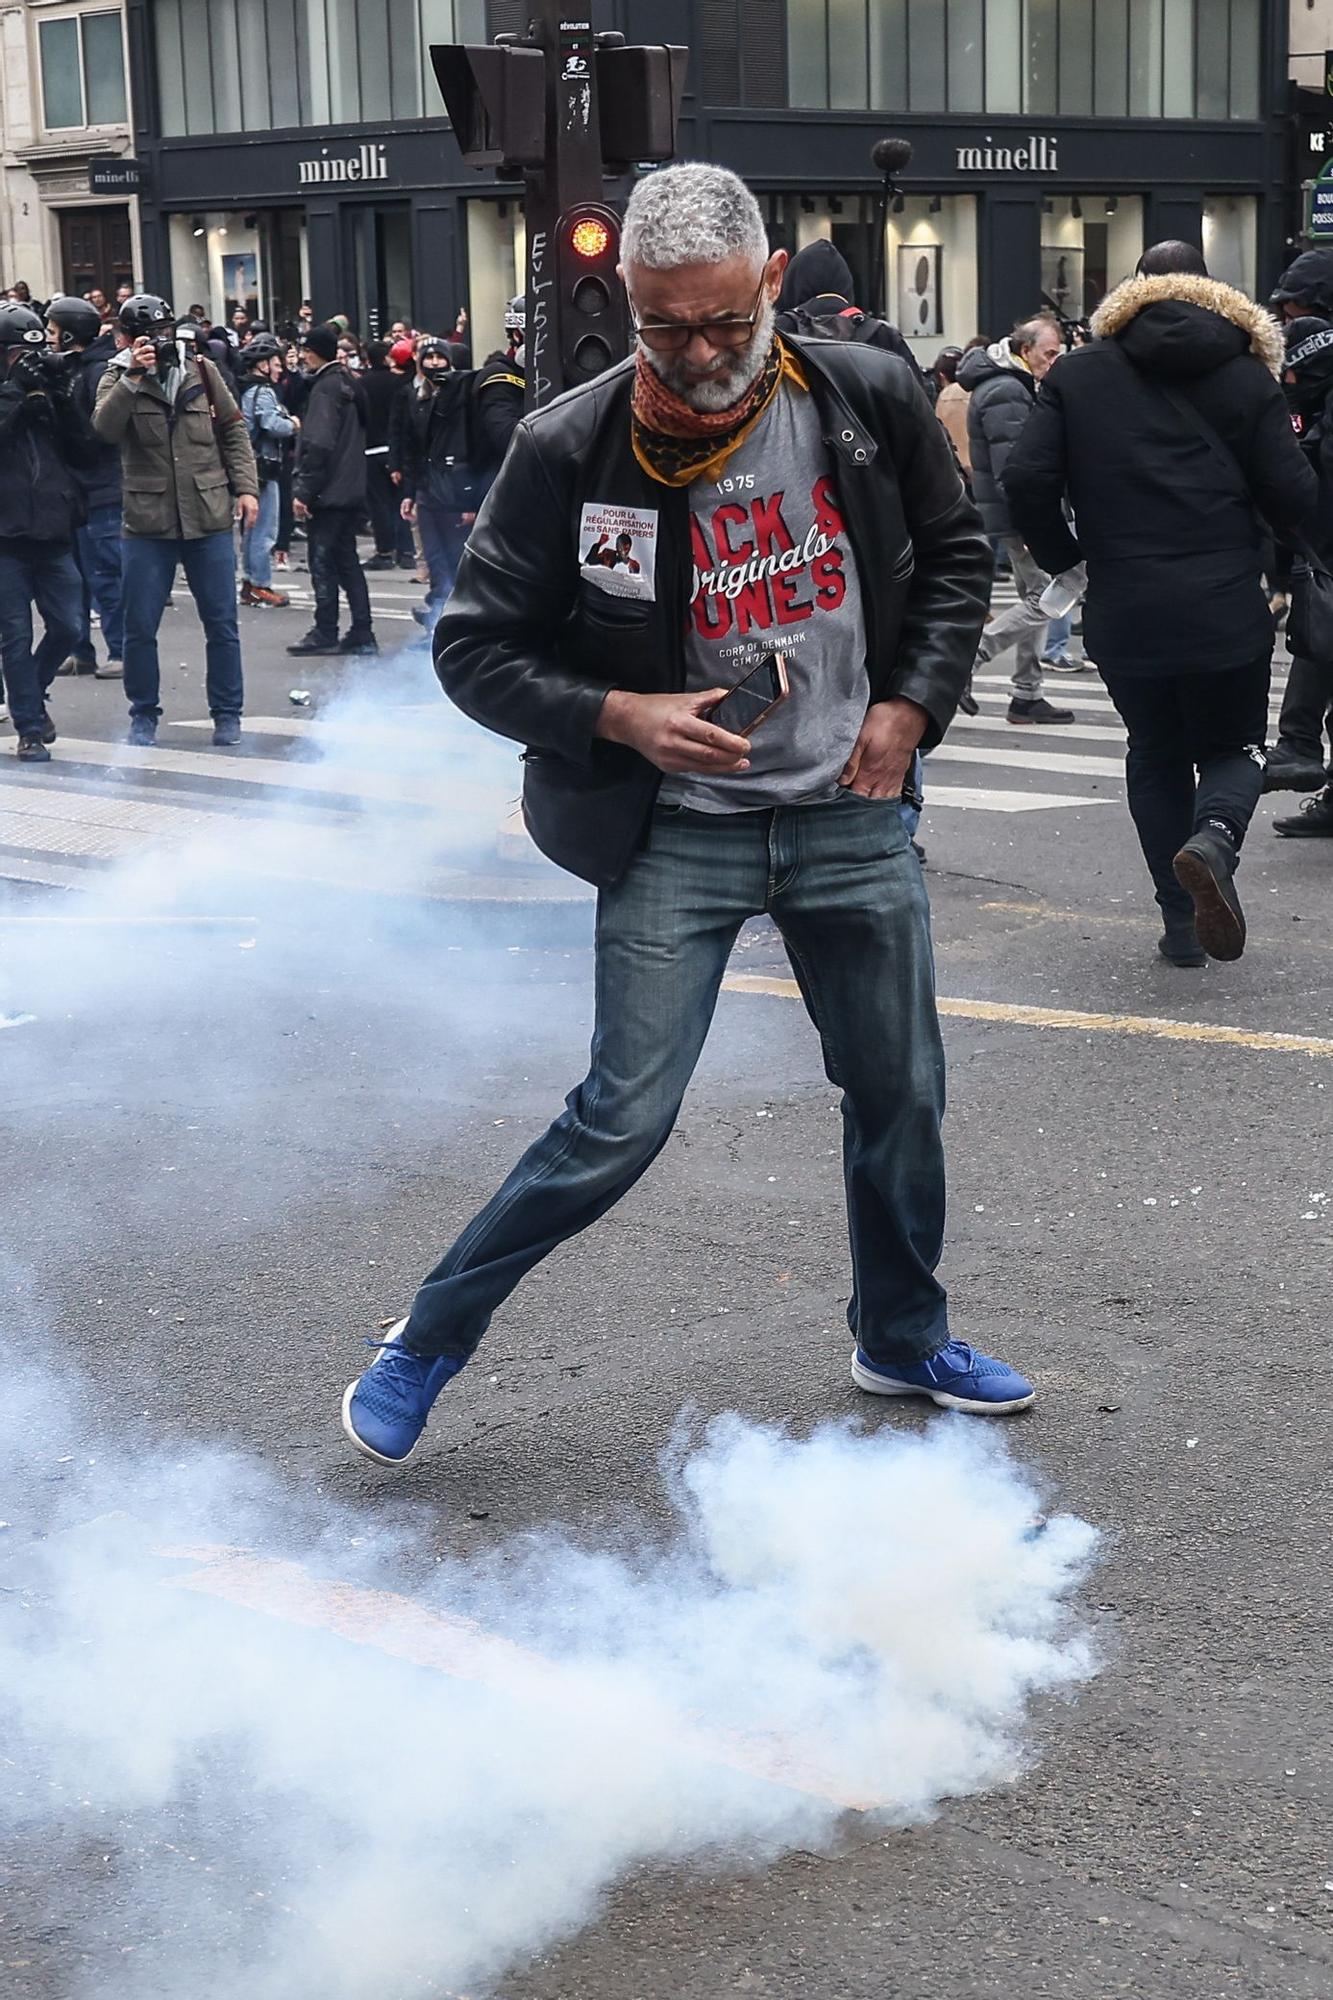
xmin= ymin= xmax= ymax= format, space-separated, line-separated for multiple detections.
xmin=504 ymin=293 xmax=526 ymax=337
xmin=240 ymin=333 xmax=282 ymax=368
xmin=0 ymin=304 xmax=48 ymax=350
xmin=118 ymin=292 xmax=175 ymax=338
xmin=45 ymin=294 xmax=101 ymax=350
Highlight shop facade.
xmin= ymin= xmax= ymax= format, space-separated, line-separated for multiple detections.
xmin=123 ymin=0 xmax=1290 ymax=352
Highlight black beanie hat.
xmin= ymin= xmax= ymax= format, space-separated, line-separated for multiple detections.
xmin=303 ymin=322 xmax=339 ymax=363
xmin=1283 ymin=315 xmax=1333 ymax=420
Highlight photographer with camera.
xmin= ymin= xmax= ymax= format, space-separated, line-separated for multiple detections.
xmin=0 ymin=304 xmax=98 ymax=762
xmin=94 ymin=293 xmax=258 ymax=747
xmin=45 ymin=292 xmax=125 ymax=680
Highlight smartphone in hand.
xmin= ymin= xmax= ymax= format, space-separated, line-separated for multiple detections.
xmin=704 ymin=652 xmax=790 ymax=736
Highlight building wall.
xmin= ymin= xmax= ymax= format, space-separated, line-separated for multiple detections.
xmin=1291 ymin=0 xmax=1333 ymax=87
xmin=0 ymin=0 xmax=140 ymax=296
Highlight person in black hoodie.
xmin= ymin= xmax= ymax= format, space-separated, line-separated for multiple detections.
xmin=45 ymin=292 xmax=124 ymax=679
xmin=1006 ymin=257 xmax=1317 ymax=965
xmin=774 ymin=239 xmax=920 ymax=373
xmin=1261 ymin=315 xmax=1333 ymax=835
xmin=0 ymin=304 xmax=97 ymax=761
xmin=287 ymin=322 xmax=376 ymax=658
xmin=360 ymin=339 xmax=414 ymax=569
xmin=397 ymin=337 xmax=489 ymax=629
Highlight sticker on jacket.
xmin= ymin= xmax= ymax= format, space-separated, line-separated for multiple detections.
xmin=579 ymin=501 xmax=657 ymax=602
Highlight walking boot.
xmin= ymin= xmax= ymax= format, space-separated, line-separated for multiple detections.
xmin=1273 ymin=786 xmax=1333 ymax=837
xmin=1261 ymin=745 xmax=1328 ymax=794
xmin=1158 ymin=919 xmax=1206 ymax=968
xmin=1172 ymin=826 xmax=1245 ymax=962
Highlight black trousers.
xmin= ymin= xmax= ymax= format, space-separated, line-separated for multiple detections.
xmin=1274 ymin=654 xmax=1333 ymax=771
xmin=366 ymin=459 xmax=412 ymax=559
xmin=1102 ymin=657 xmax=1270 ymax=924
xmin=308 ymin=506 xmax=372 ymax=642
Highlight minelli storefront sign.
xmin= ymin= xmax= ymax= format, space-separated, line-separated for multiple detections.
xmin=297 ymin=143 xmax=390 ymax=187
xmin=955 ymin=135 xmax=1060 ymax=174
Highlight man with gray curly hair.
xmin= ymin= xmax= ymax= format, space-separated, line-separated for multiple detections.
xmin=342 ymin=164 xmax=1035 ymax=1471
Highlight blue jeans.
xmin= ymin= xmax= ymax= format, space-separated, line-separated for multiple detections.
xmin=416 ymin=501 xmax=470 ymax=615
xmin=405 ymin=792 xmax=950 ymax=1367
xmin=0 ymin=539 xmax=83 ymax=736
xmin=241 ymin=479 xmax=280 ymax=590
xmin=74 ymin=502 xmax=125 ymax=661
xmin=122 ymin=530 xmax=244 ymax=720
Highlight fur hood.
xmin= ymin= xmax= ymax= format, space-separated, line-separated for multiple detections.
xmin=1091 ymin=273 xmax=1285 ymax=377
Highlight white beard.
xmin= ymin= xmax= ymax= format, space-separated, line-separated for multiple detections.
xmin=640 ymin=297 xmax=776 ymax=414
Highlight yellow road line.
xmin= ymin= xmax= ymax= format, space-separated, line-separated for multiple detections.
xmin=159 ymin=1543 xmax=878 ymax=1812
xmin=721 ymin=974 xmax=1333 ymax=1058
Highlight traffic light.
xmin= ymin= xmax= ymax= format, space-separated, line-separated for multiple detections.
xmin=558 ymin=202 xmax=628 ymax=386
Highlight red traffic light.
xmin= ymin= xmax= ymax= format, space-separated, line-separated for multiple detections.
xmin=569 ymin=215 xmax=613 ymax=261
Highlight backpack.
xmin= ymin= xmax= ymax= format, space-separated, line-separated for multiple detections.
xmin=781 ymin=304 xmax=922 ymax=377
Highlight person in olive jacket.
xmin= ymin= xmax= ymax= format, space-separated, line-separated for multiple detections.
xmin=94 ymin=293 xmax=258 ymax=747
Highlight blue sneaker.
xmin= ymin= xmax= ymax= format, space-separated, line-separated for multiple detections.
xmin=851 ymin=1340 xmax=1035 ymax=1414
xmin=341 ymin=1318 xmax=465 ymax=1465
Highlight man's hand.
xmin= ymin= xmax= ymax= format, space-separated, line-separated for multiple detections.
xmin=293 ymin=497 xmax=311 ymax=522
xmin=400 ymin=497 xmax=416 ymax=523
xmin=234 ymin=493 xmax=259 ymax=530
xmin=597 ymin=689 xmax=751 ymax=776
xmin=838 ymin=697 xmax=929 ymax=799
xmin=127 ymin=336 xmax=155 ymax=377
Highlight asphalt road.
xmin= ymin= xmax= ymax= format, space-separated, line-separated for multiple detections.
xmin=0 ymin=547 xmax=1329 ymax=1999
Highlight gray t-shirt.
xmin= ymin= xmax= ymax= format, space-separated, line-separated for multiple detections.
xmin=659 ymin=379 xmax=869 ymax=813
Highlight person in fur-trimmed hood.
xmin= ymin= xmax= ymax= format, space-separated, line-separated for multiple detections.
xmin=1004 ymin=248 xmax=1317 ymax=967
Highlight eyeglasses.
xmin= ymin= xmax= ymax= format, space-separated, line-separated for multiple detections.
xmin=629 ymin=275 xmax=768 ymax=354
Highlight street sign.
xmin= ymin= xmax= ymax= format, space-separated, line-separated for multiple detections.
xmin=432 ymin=3 xmax=686 ymax=408
xmin=1311 ymin=157 xmax=1333 ymax=240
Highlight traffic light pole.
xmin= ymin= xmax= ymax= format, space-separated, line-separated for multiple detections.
xmin=520 ymin=6 xmax=605 ymax=408
xmin=431 ymin=16 xmax=685 ymax=407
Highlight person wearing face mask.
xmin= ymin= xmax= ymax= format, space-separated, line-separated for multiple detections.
xmin=0 ymin=303 xmax=98 ymax=761
xmin=397 ymin=336 xmax=488 ymax=629
xmin=286 ymin=322 xmax=376 ymax=657
xmin=1261 ymin=315 xmax=1333 ymax=834
xmin=339 ymin=165 xmax=1032 ymax=1472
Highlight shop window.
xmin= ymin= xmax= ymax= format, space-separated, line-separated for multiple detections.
xmin=39 ymin=10 xmax=127 ymax=132
xmin=1202 ymin=197 xmax=1256 ymax=297
xmin=1040 ymin=197 xmax=1145 ymax=321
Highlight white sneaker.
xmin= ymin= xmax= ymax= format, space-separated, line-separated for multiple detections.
xmin=94 ymin=659 xmax=123 ymax=680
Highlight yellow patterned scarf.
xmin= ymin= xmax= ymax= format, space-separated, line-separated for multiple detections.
xmin=631 ymin=340 xmax=807 ymax=487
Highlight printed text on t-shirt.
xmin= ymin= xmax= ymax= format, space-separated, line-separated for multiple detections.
xmin=690 ymin=477 xmax=848 ymax=640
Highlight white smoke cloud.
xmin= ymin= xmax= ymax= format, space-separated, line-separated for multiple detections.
xmin=1 ymin=648 xmax=1098 ymax=1994
xmin=0 ymin=1370 xmax=1097 ymax=2000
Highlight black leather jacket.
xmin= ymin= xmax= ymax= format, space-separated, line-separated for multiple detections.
xmin=434 ymin=335 xmax=991 ymax=886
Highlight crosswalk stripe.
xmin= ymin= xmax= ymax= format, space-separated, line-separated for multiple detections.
xmin=11 ymin=737 xmax=504 ymax=815
xmin=953 ymin=712 xmax=1127 ymax=745
xmin=920 ymin=786 xmax=1111 ymax=812
xmin=930 ymin=741 xmax=1121 ymax=779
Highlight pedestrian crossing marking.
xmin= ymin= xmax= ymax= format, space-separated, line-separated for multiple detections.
xmin=722 ymin=976 xmax=1333 ymax=1059
xmin=7 ymin=736 xmax=505 ymax=816
xmin=931 ymin=741 xmax=1121 ymax=778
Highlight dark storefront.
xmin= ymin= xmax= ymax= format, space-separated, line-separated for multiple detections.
xmin=123 ymin=0 xmax=1292 ymax=352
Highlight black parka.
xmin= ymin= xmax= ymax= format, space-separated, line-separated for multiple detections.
xmin=1004 ymin=273 xmax=1317 ymax=674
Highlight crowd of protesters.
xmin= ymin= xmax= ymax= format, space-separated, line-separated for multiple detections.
xmin=0 ymin=277 xmax=526 ymax=753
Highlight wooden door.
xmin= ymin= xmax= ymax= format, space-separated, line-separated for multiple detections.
xmin=59 ymin=207 xmax=133 ymax=298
